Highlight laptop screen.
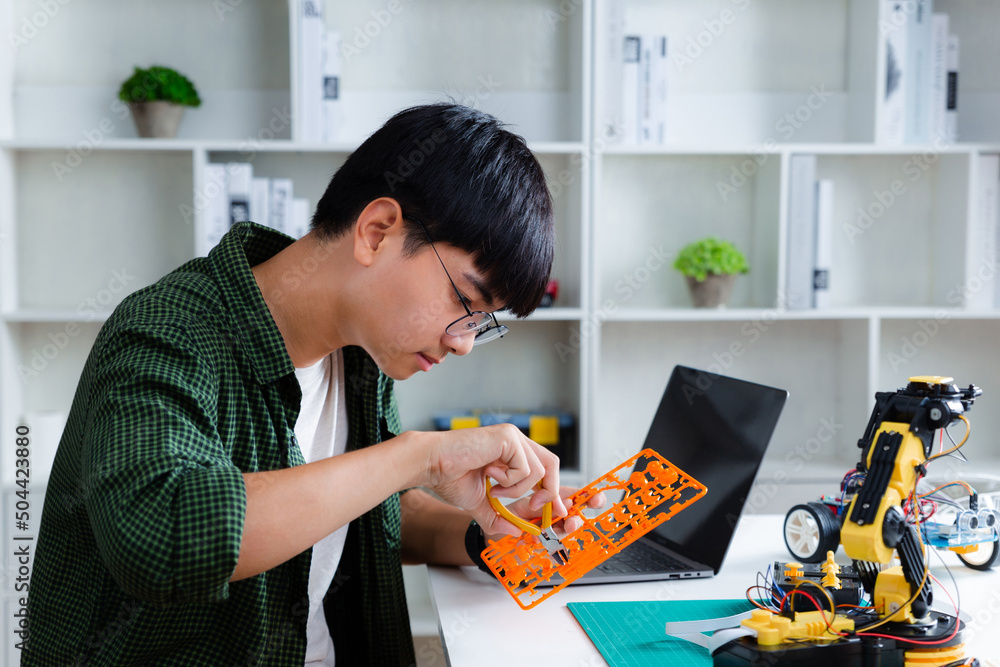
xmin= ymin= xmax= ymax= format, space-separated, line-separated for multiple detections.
xmin=640 ymin=366 xmax=788 ymax=573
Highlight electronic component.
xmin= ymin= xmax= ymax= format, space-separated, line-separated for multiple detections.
xmin=771 ymin=558 xmax=863 ymax=612
xmin=714 ymin=377 xmax=984 ymax=666
xmin=714 ymin=614 xmax=966 ymax=667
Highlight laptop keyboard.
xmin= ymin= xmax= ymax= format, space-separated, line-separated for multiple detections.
xmin=595 ymin=539 xmax=696 ymax=574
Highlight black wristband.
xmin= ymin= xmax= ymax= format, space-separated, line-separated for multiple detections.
xmin=464 ymin=520 xmax=491 ymax=573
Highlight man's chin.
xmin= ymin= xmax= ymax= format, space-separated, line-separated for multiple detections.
xmin=385 ymin=368 xmax=416 ymax=381
xmin=369 ymin=356 xmax=417 ymax=382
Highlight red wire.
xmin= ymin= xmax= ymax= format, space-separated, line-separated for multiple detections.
xmin=857 ymin=625 xmax=959 ymax=646
xmin=929 ymin=573 xmax=958 ymax=616
xmin=920 ymin=498 xmax=937 ymax=522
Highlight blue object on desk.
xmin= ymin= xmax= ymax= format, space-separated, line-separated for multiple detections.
xmin=568 ymin=599 xmax=755 ymax=667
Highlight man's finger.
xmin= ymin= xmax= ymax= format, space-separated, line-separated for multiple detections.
xmin=587 ymin=491 xmax=607 ymax=509
xmin=484 ymin=438 xmax=532 ymax=488
xmin=538 ymin=468 xmax=566 ymax=516
xmin=563 ymin=515 xmax=584 ymax=534
xmin=475 ymin=509 xmax=521 ymax=538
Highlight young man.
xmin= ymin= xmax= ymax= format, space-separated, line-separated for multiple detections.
xmin=25 ymin=104 xmax=599 ymax=666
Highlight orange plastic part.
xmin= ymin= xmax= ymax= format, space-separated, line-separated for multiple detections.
xmin=480 ymin=448 xmax=707 ymax=610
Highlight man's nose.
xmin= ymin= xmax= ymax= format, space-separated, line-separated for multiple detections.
xmin=446 ymin=331 xmax=475 ymax=356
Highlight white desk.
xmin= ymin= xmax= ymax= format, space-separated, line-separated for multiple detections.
xmin=427 ymin=515 xmax=1000 ymax=666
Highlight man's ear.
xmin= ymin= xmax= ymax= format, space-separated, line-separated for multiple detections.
xmin=353 ymin=198 xmax=404 ymax=267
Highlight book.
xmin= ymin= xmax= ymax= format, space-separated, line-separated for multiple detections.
xmin=250 ymin=177 xmax=270 ymax=227
xmin=786 ymin=154 xmax=818 ymax=309
xmin=903 ymin=0 xmax=933 ymax=144
xmin=226 ymin=162 xmax=253 ymax=227
xmin=972 ymin=154 xmax=998 ymax=311
xmin=621 ymin=35 xmax=640 ymax=145
xmin=321 ymin=29 xmax=343 ymax=143
xmin=639 ymin=35 xmax=667 ymax=145
xmin=601 ymin=0 xmax=625 ymax=144
xmin=813 ymin=179 xmax=835 ymax=309
xmin=197 ymin=163 xmax=229 ymax=257
xmin=297 ymin=0 xmax=323 ymax=142
xmin=877 ymin=0 xmax=909 ymax=145
xmin=945 ymin=34 xmax=959 ymax=143
xmin=638 ymin=35 xmax=652 ymax=144
xmin=289 ymin=197 xmax=311 ymax=239
xmin=269 ymin=178 xmax=294 ymax=235
xmin=928 ymin=13 xmax=949 ymax=142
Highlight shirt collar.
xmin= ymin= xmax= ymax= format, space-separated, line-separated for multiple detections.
xmin=207 ymin=221 xmax=297 ymax=385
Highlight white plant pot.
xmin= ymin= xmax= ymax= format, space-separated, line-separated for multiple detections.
xmin=685 ymin=273 xmax=737 ymax=308
xmin=128 ymin=101 xmax=186 ymax=138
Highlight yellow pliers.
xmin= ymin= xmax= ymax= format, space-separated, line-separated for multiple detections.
xmin=485 ymin=478 xmax=569 ymax=565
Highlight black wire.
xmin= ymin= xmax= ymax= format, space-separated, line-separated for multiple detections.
xmin=784 ymin=579 xmax=836 ymax=616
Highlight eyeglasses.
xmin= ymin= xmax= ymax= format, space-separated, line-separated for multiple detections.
xmin=408 ymin=217 xmax=508 ymax=346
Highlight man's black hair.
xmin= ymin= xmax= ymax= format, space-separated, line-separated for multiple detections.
xmin=311 ymin=103 xmax=554 ymax=317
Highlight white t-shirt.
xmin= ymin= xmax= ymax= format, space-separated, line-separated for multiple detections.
xmin=293 ymin=350 xmax=349 ymax=667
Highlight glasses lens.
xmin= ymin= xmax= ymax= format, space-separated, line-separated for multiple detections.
xmin=446 ymin=312 xmax=494 ymax=336
xmin=473 ymin=324 xmax=508 ymax=346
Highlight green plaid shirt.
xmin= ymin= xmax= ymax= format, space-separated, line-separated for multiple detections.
xmin=25 ymin=222 xmax=415 ymax=666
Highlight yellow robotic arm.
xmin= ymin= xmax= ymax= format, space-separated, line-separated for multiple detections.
xmin=840 ymin=376 xmax=981 ymax=624
xmin=683 ymin=376 xmax=983 ymax=665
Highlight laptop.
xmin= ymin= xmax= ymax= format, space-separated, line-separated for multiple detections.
xmin=563 ymin=365 xmax=788 ymax=586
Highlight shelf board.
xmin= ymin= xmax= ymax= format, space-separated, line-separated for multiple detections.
xmin=600 ymin=142 xmax=1000 ymax=157
xmin=0 ymin=138 xmax=201 ymax=152
xmin=0 ymin=138 xmax=356 ymax=153
xmin=601 ymin=307 xmax=860 ymax=322
xmin=604 ymin=306 xmax=1000 ymax=323
xmin=503 ymin=307 xmax=584 ymax=322
xmin=602 ymin=144 xmax=783 ymax=156
xmin=3 ymin=310 xmax=112 ymax=323
xmin=786 ymin=142 xmax=1000 ymax=156
xmin=0 ymin=137 xmax=589 ymax=156
xmin=8 ymin=138 xmax=993 ymax=158
xmin=872 ymin=306 xmax=999 ymax=320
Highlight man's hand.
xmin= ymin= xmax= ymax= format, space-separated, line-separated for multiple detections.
xmin=419 ymin=424 xmax=567 ymax=537
xmin=482 ymin=486 xmax=608 ymax=542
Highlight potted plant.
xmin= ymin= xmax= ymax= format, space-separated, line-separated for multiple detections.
xmin=673 ymin=236 xmax=749 ymax=308
xmin=118 ymin=65 xmax=201 ymax=138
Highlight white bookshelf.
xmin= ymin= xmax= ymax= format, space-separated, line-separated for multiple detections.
xmin=2 ymin=2 xmax=1000 ymax=656
xmin=587 ymin=0 xmax=1000 ymax=483
xmin=0 ymin=0 xmax=593 ymax=483
xmin=1 ymin=0 xmax=998 ymax=482
xmin=1 ymin=1 xmax=592 ymax=655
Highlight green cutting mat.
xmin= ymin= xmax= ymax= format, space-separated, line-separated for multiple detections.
xmin=568 ymin=599 xmax=755 ymax=667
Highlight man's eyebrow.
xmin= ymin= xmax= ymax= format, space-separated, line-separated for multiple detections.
xmin=462 ymin=271 xmax=495 ymax=309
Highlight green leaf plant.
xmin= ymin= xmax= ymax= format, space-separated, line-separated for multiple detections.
xmin=118 ymin=65 xmax=202 ymax=107
xmin=672 ymin=236 xmax=750 ymax=282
